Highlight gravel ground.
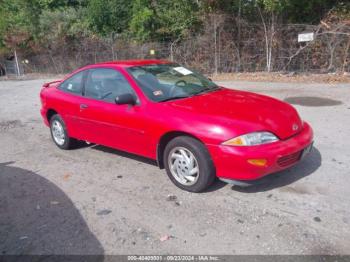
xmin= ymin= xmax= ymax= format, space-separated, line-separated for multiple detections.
xmin=0 ymin=78 xmax=350 ymax=255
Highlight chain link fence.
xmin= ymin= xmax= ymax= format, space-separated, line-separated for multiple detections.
xmin=3 ymin=18 xmax=350 ymax=76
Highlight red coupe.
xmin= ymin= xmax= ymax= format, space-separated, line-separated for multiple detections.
xmin=40 ymin=60 xmax=313 ymax=192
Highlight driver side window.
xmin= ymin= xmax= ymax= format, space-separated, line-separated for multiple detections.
xmin=84 ymin=68 xmax=135 ymax=103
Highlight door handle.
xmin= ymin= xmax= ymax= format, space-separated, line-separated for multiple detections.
xmin=80 ymin=104 xmax=88 ymax=109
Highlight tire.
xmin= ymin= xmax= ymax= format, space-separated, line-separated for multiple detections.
xmin=164 ymin=136 xmax=215 ymax=192
xmin=49 ymin=114 xmax=77 ymax=150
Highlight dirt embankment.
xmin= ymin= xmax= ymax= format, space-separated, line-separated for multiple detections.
xmin=211 ymin=72 xmax=350 ymax=83
xmin=1 ymin=72 xmax=350 ymax=84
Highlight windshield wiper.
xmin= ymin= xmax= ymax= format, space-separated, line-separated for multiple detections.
xmin=159 ymin=95 xmax=190 ymax=102
xmin=160 ymin=87 xmax=220 ymax=102
xmin=193 ymin=86 xmax=221 ymax=96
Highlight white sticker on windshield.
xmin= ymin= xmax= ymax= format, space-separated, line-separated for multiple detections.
xmin=153 ymin=90 xmax=163 ymax=96
xmin=173 ymin=67 xmax=193 ymax=75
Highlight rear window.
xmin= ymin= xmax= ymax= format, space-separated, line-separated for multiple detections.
xmin=59 ymin=71 xmax=84 ymax=95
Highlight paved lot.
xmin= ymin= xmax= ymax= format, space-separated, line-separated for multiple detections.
xmin=0 ymin=78 xmax=350 ymax=255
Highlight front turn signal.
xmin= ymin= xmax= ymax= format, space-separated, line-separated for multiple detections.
xmin=247 ymin=159 xmax=267 ymax=167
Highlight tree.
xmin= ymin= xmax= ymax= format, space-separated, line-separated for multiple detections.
xmin=156 ymin=0 xmax=200 ymax=40
xmin=129 ymin=0 xmax=200 ymax=42
xmin=0 ymin=0 xmax=42 ymax=52
xmin=38 ymin=7 xmax=89 ymax=44
xmin=129 ymin=0 xmax=159 ymax=41
xmin=37 ymin=0 xmax=83 ymax=10
xmin=255 ymin=0 xmax=286 ymax=72
xmin=0 ymin=0 xmax=82 ymax=50
xmin=86 ymin=0 xmax=132 ymax=37
xmin=283 ymin=0 xmax=341 ymax=24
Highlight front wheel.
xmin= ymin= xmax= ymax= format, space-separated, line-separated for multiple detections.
xmin=164 ymin=136 xmax=216 ymax=192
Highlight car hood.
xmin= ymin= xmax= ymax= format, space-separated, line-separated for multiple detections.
xmin=166 ymin=88 xmax=303 ymax=140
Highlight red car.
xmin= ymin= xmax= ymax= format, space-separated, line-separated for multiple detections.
xmin=40 ymin=60 xmax=313 ymax=192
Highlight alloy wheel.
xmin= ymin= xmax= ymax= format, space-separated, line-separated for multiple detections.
xmin=168 ymin=147 xmax=200 ymax=186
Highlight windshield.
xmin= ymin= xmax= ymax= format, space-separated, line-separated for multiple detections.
xmin=127 ymin=63 xmax=218 ymax=102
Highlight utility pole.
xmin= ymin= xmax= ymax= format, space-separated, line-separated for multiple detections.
xmin=214 ymin=15 xmax=218 ymax=75
xmin=14 ymin=49 xmax=21 ymax=76
xmin=237 ymin=0 xmax=241 ymax=72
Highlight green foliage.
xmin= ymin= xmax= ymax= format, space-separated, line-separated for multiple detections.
xmin=0 ymin=0 xmax=42 ymax=49
xmin=333 ymin=1 xmax=350 ymax=19
xmin=38 ymin=6 xmax=89 ymax=45
xmin=282 ymin=0 xmax=341 ymax=23
xmin=200 ymin=0 xmax=235 ymax=13
xmin=129 ymin=0 xmax=158 ymax=41
xmin=37 ymin=0 xmax=83 ymax=10
xmin=86 ymin=0 xmax=132 ymax=37
xmin=0 ymin=0 xmax=347 ymax=51
xmin=156 ymin=0 xmax=200 ymax=39
xmin=257 ymin=0 xmax=287 ymax=13
xmin=200 ymin=0 xmax=342 ymax=24
xmin=130 ymin=0 xmax=200 ymax=41
xmin=0 ymin=0 xmax=88 ymax=52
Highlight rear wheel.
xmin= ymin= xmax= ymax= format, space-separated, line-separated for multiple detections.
xmin=50 ymin=114 xmax=77 ymax=150
xmin=164 ymin=136 xmax=215 ymax=192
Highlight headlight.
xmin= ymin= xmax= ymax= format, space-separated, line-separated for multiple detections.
xmin=222 ymin=132 xmax=279 ymax=146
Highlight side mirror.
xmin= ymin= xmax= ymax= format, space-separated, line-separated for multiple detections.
xmin=115 ymin=93 xmax=136 ymax=105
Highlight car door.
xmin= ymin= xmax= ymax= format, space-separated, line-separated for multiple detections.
xmin=77 ymin=67 xmax=153 ymax=158
xmin=55 ymin=70 xmax=87 ymax=139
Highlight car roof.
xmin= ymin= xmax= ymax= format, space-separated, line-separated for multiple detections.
xmin=96 ymin=59 xmax=172 ymax=67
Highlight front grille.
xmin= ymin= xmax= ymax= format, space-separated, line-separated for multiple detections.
xmin=277 ymin=151 xmax=302 ymax=167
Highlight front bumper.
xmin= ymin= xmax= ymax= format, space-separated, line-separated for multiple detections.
xmin=207 ymin=121 xmax=314 ymax=181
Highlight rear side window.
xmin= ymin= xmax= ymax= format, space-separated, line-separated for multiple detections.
xmin=59 ymin=71 xmax=84 ymax=95
xmin=84 ymin=68 xmax=136 ymax=103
